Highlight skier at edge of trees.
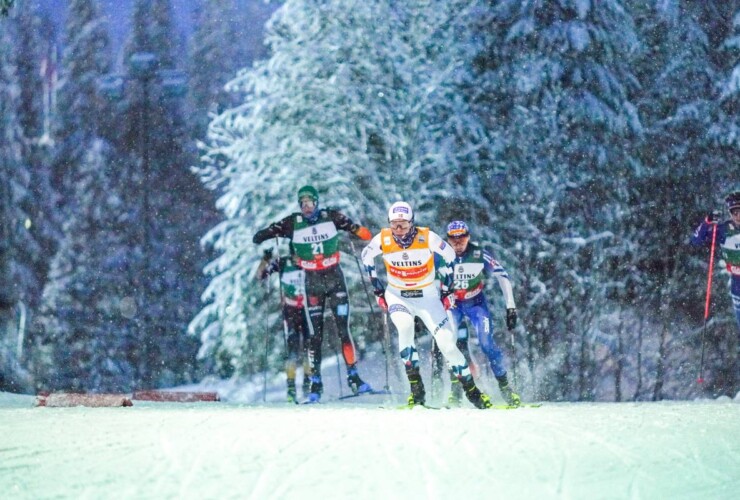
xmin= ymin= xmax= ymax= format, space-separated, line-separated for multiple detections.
xmin=361 ymin=201 xmax=493 ymax=409
xmin=691 ymin=191 xmax=740 ymax=340
xmin=252 ymin=185 xmax=374 ymax=403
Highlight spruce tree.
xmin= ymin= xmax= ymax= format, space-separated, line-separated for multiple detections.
xmin=193 ymin=0 xmax=492 ymax=377
xmin=0 ymin=18 xmax=33 ymax=392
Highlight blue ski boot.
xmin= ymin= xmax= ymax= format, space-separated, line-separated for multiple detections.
xmin=347 ymin=365 xmax=372 ymax=395
xmin=306 ymin=375 xmax=323 ymax=403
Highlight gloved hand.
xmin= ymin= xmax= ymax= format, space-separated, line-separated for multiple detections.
xmin=705 ymin=211 xmax=719 ymax=224
xmin=262 ymin=248 xmax=273 ymax=261
xmin=441 ymin=291 xmax=455 ymax=311
xmin=374 ymin=289 xmax=388 ymax=312
xmin=354 ymin=225 xmax=372 ymax=241
xmin=506 ymin=308 xmax=517 ymax=330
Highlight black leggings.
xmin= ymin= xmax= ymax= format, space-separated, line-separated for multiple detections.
xmin=283 ymin=305 xmax=309 ymax=363
xmin=303 ymin=266 xmax=358 ymax=376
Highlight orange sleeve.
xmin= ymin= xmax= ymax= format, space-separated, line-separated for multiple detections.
xmin=355 ymin=226 xmax=372 ymax=241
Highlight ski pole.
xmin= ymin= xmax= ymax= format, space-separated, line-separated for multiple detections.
xmin=381 ymin=310 xmax=392 ymax=392
xmin=275 ymin=237 xmax=288 ymax=354
xmin=430 ymin=337 xmax=436 ymax=401
xmin=263 ymin=256 xmax=272 ymax=402
xmin=334 ymin=339 xmax=343 ymax=397
xmin=349 ymin=239 xmax=391 ymax=391
xmin=697 ymin=221 xmax=718 ymax=384
xmin=509 ymin=330 xmax=518 ymax=388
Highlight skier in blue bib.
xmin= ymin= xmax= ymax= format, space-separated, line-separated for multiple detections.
xmin=434 ymin=220 xmax=521 ymax=407
xmin=690 ymin=191 xmax=740 ymax=337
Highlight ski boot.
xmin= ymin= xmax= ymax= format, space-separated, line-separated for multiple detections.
xmin=447 ymin=378 xmax=463 ymax=408
xmin=496 ymin=374 xmax=521 ymax=408
xmin=461 ymin=376 xmax=492 ymax=409
xmin=347 ymin=365 xmax=372 ymax=395
xmin=405 ymin=366 xmax=426 ymax=408
xmin=287 ymin=379 xmax=298 ymax=404
xmin=301 ymin=375 xmax=311 ymax=398
xmin=306 ymin=374 xmax=323 ymax=403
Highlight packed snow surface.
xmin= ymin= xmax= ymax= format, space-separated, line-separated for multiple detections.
xmin=1 ymin=389 xmax=740 ymax=499
xmin=2 ymin=338 xmax=739 ymax=499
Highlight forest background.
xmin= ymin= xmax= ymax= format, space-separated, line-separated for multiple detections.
xmin=1 ymin=0 xmax=739 ymax=402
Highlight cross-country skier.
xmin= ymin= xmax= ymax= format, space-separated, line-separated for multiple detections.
xmin=361 ymin=202 xmax=492 ymax=409
xmin=691 ymin=191 xmax=740 ymax=337
xmin=253 ymin=185 xmax=373 ymax=403
xmin=257 ymin=249 xmax=312 ymax=403
xmin=434 ymin=220 xmax=521 ymax=407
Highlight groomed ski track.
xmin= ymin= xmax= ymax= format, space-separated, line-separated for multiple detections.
xmin=2 ymin=392 xmax=740 ymax=499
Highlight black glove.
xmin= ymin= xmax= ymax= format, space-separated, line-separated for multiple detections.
xmin=705 ymin=211 xmax=719 ymax=224
xmin=506 ymin=308 xmax=517 ymax=330
xmin=262 ymin=248 xmax=273 ymax=261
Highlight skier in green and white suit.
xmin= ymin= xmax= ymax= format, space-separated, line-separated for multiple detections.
xmin=253 ymin=185 xmax=374 ymax=403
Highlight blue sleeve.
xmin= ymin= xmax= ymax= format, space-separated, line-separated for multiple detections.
xmin=482 ymin=248 xmax=510 ymax=279
xmin=690 ymin=221 xmax=711 ymax=246
xmin=691 ymin=221 xmax=727 ymax=247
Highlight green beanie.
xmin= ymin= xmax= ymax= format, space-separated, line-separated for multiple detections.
xmin=297 ymin=185 xmax=319 ymax=203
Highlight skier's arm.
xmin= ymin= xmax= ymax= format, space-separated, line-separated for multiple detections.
xmin=361 ymin=234 xmax=385 ymax=292
xmin=430 ymin=232 xmax=455 ymax=294
xmin=690 ymin=214 xmax=724 ymax=247
xmin=483 ymin=250 xmax=516 ymax=309
xmin=252 ymin=216 xmax=293 ymax=244
xmin=329 ymin=210 xmax=372 ymax=240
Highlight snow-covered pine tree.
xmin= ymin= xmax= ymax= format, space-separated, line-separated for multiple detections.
xmin=711 ymin=1 xmax=740 ymax=193
xmin=13 ymin=2 xmax=46 ymax=142
xmin=703 ymin=1 xmax=740 ymax=395
xmin=188 ymin=0 xmax=273 ymax=140
xmin=37 ymin=141 xmax=138 ymax=391
xmin=112 ymin=0 xmax=217 ymax=388
xmin=53 ymin=0 xmax=113 ymax=204
xmin=33 ymin=0 xmax=135 ymax=391
xmin=621 ymin=1 xmax=716 ymax=400
xmin=192 ymin=0 xmax=492 ymax=377
xmin=0 ymin=18 xmax=33 ymax=392
xmin=471 ymin=0 xmax=642 ymax=400
xmin=10 ymin=2 xmax=59 ymax=314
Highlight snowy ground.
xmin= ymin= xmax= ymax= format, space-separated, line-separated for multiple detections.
xmin=2 ymin=339 xmax=740 ymax=499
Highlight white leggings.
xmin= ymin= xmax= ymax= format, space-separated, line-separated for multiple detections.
xmin=385 ymin=285 xmax=468 ymax=372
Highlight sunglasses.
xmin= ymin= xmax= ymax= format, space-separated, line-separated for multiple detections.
xmin=731 ymin=208 xmax=740 ymax=216
xmin=390 ymin=221 xmax=411 ymax=230
xmin=447 ymin=234 xmax=469 ymax=240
